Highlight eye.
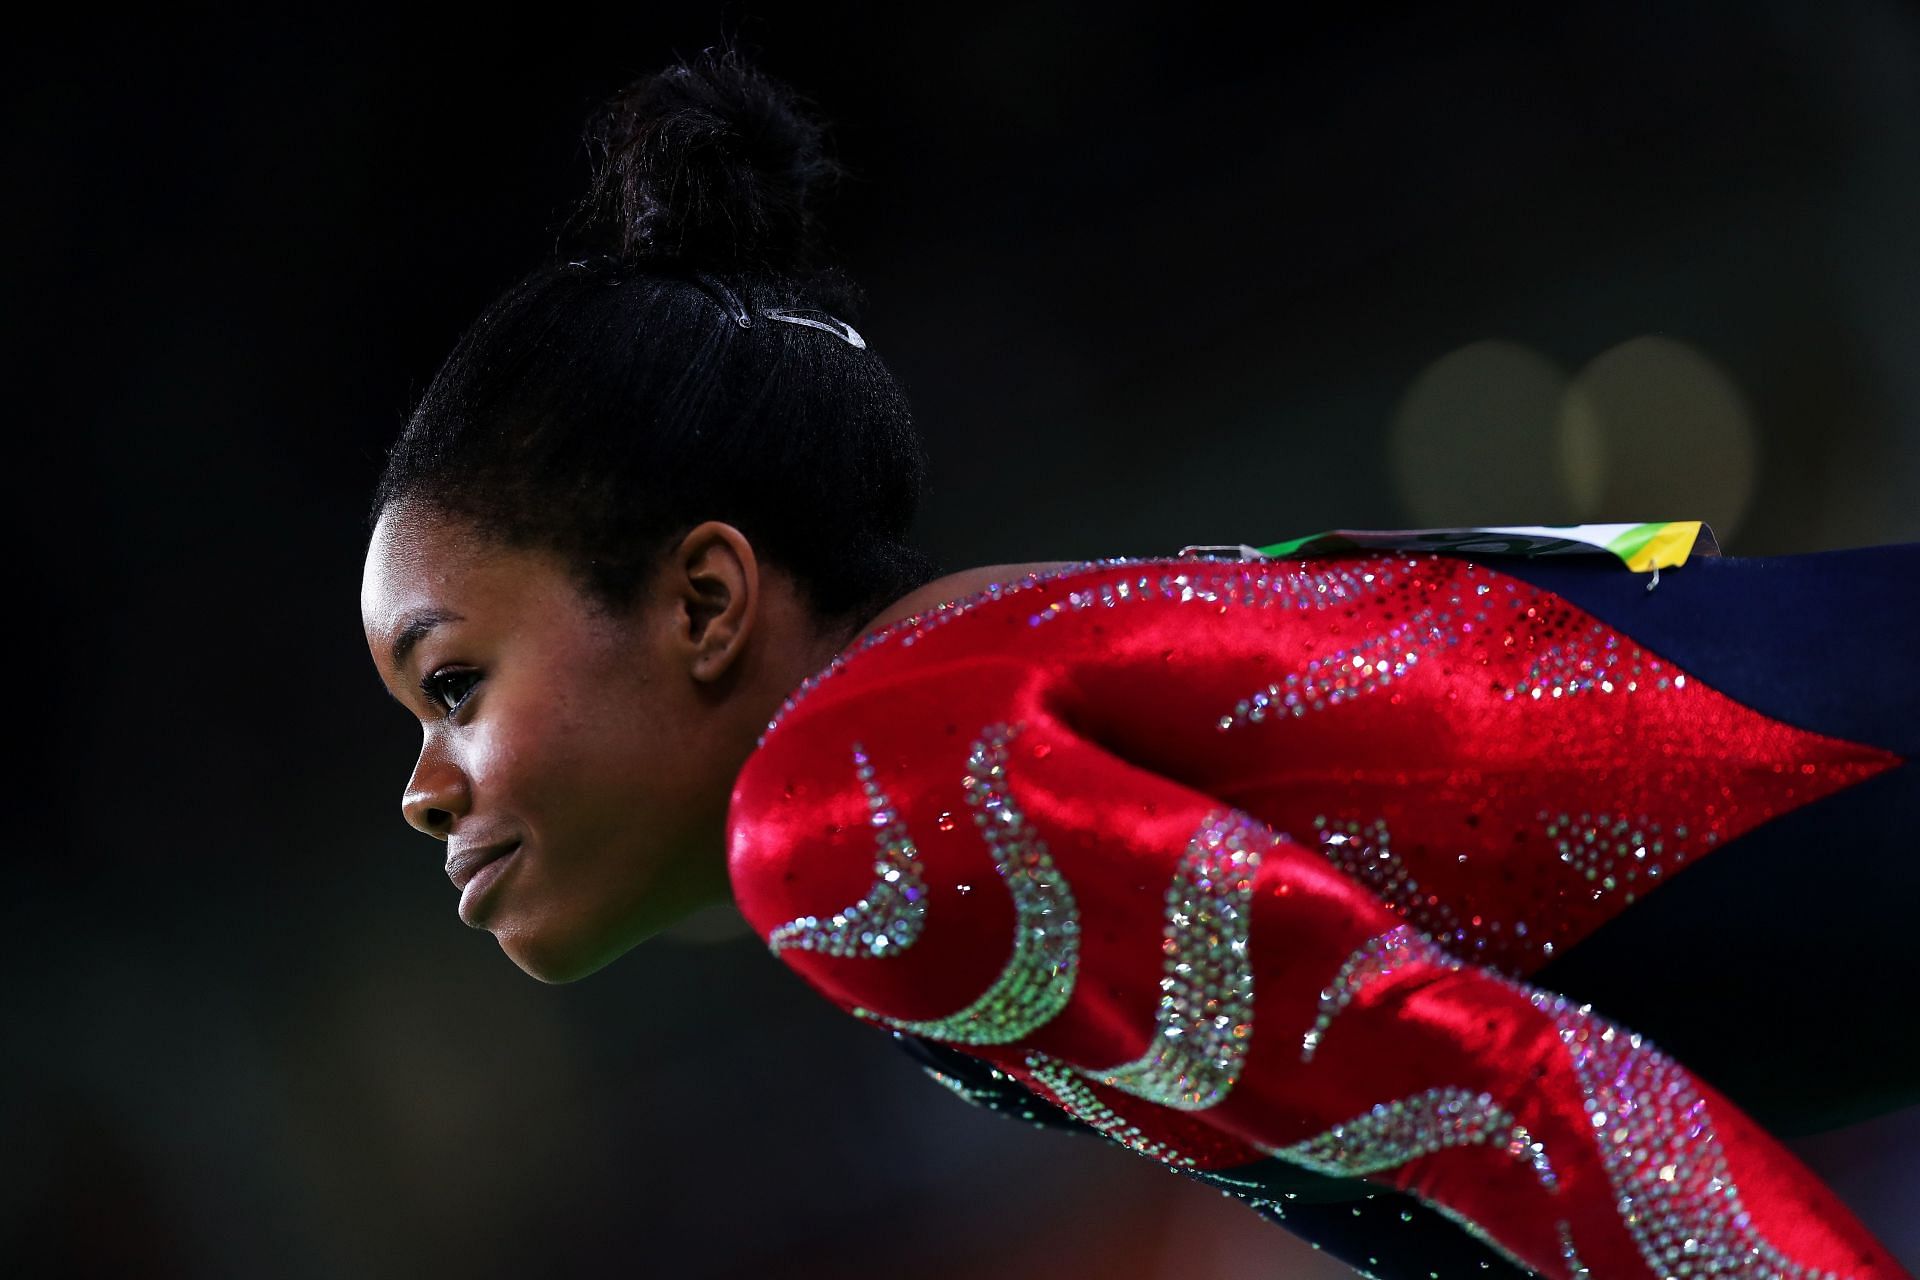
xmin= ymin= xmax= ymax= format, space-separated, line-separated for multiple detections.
xmin=419 ymin=667 xmax=481 ymax=716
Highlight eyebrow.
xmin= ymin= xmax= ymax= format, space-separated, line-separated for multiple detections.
xmin=389 ymin=608 xmax=466 ymax=675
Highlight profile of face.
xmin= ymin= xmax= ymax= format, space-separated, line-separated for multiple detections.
xmin=360 ymin=500 xmax=815 ymax=983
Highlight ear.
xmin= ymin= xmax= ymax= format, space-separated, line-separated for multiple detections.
xmin=667 ymin=521 xmax=760 ymax=681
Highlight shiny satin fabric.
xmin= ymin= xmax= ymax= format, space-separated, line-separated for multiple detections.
xmin=727 ymin=549 xmax=1915 ymax=1279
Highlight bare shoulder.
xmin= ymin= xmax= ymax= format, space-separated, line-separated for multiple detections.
xmin=853 ymin=560 xmax=1082 ymax=641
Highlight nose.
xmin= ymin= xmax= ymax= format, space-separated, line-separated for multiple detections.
xmin=402 ymin=740 xmax=470 ymax=839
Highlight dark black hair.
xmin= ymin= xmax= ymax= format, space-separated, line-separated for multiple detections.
xmin=371 ymin=44 xmax=941 ymax=639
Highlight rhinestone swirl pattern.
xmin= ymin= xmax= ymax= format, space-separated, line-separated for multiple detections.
xmin=1523 ymin=987 xmax=1861 ymax=1280
xmin=1302 ymin=924 xmax=1465 ymax=1063
xmin=1261 ymin=1086 xmax=1524 ymax=1179
xmin=1023 ymin=1052 xmax=1201 ymax=1168
xmin=742 ymin=548 xmax=1897 ymax=1276
xmin=1309 ymin=816 xmax=1469 ymax=954
xmin=767 ymin=742 xmax=926 ymax=957
xmin=854 ymin=722 xmax=1081 ymax=1045
xmin=1097 ymin=809 xmax=1265 ymax=1110
xmin=1216 ymin=606 xmax=1439 ymax=731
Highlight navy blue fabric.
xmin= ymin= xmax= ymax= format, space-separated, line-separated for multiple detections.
xmin=1505 ymin=542 xmax=1920 ymax=1136
xmin=896 ymin=1032 xmax=1537 ymax=1278
xmin=1492 ymin=541 xmax=1919 ymax=756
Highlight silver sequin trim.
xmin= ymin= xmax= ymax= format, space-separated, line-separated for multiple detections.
xmin=854 ymin=722 xmax=1081 ymax=1045
xmin=1097 ymin=810 xmax=1265 ymax=1110
xmin=767 ymin=742 xmax=927 ymax=957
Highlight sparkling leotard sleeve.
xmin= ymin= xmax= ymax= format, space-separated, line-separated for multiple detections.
xmin=727 ymin=551 xmax=1912 ymax=1278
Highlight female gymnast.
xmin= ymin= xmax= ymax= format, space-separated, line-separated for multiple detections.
xmin=358 ymin=46 xmax=1917 ymax=1278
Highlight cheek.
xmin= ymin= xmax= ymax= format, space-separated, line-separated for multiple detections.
xmin=468 ymin=685 xmax=659 ymax=833
xmin=459 ymin=704 xmax=574 ymax=821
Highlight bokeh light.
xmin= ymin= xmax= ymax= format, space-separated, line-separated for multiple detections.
xmin=1389 ymin=340 xmax=1574 ymax=526
xmin=1558 ymin=335 xmax=1759 ymax=542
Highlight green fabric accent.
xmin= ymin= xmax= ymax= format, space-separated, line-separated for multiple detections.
xmin=1254 ymin=533 xmax=1349 ymax=557
xmin=1603 ymin=522 xmax=1668 ymax=565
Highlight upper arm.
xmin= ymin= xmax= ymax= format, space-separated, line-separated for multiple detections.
xmin=731 ymin=658 xmax=1910 ymax=1280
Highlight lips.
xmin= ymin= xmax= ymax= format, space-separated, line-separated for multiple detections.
xmin=446 ymin=838 xmax=521 ymax=891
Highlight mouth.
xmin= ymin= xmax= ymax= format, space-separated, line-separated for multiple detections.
xmin=446 ymin=838 xmax=521 ymax=892
xmin=451 ymin=840 xmax=522 ymax=926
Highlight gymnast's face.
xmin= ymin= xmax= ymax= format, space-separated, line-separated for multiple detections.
xmin=360 ymin=499 xmax=773 ymax=983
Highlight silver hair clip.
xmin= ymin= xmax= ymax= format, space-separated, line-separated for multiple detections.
xmin=691 ymin=271 xmax=753 ymax=328
xmin=761 ymin=307 xmax=867 ymax=350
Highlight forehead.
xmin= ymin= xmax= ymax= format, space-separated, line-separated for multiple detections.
xmin=360 ymin=504 xmax=572 ymax=653
xmin=363 ymin=505 xmax=484 ymax=613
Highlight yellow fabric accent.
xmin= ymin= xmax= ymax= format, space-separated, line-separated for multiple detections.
xmin=1619 ymin=521 xmax=1703 ymax=572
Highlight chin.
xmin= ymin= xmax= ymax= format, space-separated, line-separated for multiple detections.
xmin=493 ymin=924 xmax=632 ymax=985
xmin=498 ymin=911 xmax=681 ymax=983
xmin=490 ymin=891 xmax=708 ymax=983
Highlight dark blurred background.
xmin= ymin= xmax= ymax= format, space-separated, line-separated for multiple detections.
xmin=7 ymin=2 xmax=1917 ymax=1275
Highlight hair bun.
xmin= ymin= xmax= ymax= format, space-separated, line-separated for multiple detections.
xmin=564 ymin=45 xmax=843 ymax=278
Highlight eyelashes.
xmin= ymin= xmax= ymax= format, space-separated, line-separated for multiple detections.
xmin=419 ymin=668 xmax=481 ymax=716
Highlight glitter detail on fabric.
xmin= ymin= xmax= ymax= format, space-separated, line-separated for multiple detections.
xmin=1309 ymin=816 xmax=1467 ymax=947
xmin=1302 ymin=924 xmax=1464 ymax=1063
xmin=854 ymin=722 xmax=1081 ymax=1045
xmin=730 ymin=548 xmax=1912 ymax=1276
xmin=1217 ymin=607 xmax=1438 ymax=731
xmin=1541 ymin=808 xmax=1712 ymax=908
xmin=756 ymin=554 xmax=1448 ymax=751
xmin=1506 ymin=620 xmax=1683 ymax=702
xmin=757 ymin=556 xmax=1137 ymax=750
xmin=1526 ymin=989 xmax=1860 ymax=1280
xmin=1261 ymin=1086 xmax=1523 ymax=1179
xmin=767 ymin=742 xmax=926 ymax=957
xmin=1023 ymin=1052 xmax=1201 ymax=1168
xmin=1556 ymin=1220 xmax=1591 ymax=1277
xmin=1096 ymin=809 xmax=1265 ymax=1110
xmin=1029 ymin=559 xmax=1400 ymax=629
xmin=1507 ymin=1123 xmax=1560 ymax=1193
xmin=1304 ymin=805 xmax=1728 ymax=974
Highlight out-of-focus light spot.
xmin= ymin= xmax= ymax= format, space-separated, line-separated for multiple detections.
xmin=1389 ymin=340 xmax=1574 ymax=525
xmin=1555 ymin=381 xmax=1607 ymax=519
xmin=1559 ymin=336 xmax=1757 ymax=542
